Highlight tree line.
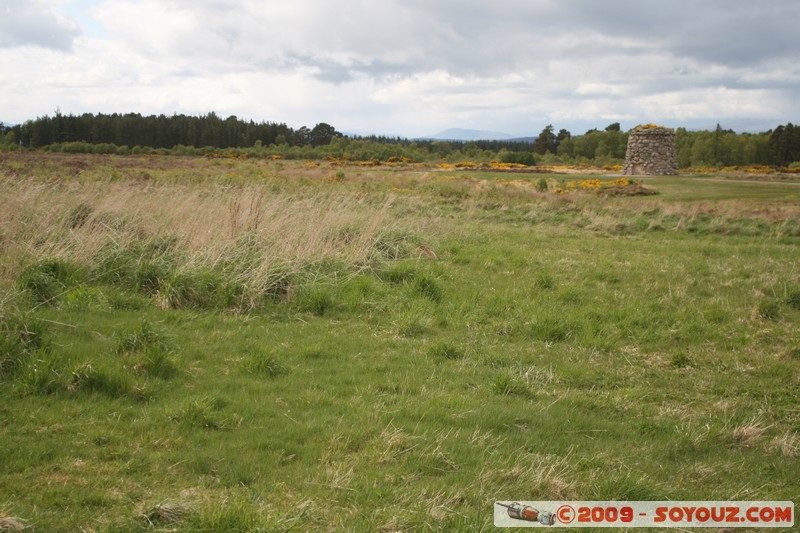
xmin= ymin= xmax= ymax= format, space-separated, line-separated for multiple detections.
xmin=533 ymin=122 xmax=800 ymax=168
xmin=1 ymin=111 xmax=337 ymax=149
xmin=1 ymin=112 xmax=799 ymax=168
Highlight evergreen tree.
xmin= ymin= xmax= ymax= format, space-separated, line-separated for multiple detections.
xmin=309 ymin=123 xmax=340 ymax=147
xmin=533 ymin=124 xmax=558 ymax=155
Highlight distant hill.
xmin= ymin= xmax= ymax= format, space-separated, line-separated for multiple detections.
xmin=426 ymin=128 xmax=515 ymax=141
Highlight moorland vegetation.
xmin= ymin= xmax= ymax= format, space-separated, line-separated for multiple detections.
xmin=1 ymin=150 xmax=799 ymax=529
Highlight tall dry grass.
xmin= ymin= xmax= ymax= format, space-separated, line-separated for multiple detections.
xmin=0 ymin=169 xmax=400 ymax=305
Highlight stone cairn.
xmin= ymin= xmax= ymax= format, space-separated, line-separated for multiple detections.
xmin=622 ymin=124 xmax=678 ymax=175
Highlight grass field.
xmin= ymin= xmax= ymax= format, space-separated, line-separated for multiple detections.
xmin=1 ymin=153 xmax=799 ymax=531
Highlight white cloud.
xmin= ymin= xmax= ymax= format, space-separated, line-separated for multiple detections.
xmin=0 ymin=0 xmax=80 ymax=50
xmin=0 ymin=0 xmax=798 ymax=135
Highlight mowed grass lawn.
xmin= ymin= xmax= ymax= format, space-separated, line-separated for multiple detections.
xmin=1 ymin=154 xmax=799 ymax=531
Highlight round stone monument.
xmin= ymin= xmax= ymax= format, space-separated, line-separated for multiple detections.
xmin=622 ymin=124 xmax=678 ymax=175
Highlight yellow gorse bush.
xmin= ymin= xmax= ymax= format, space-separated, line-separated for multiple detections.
xmin=560 ymin=177 xmax=631 ymax=193
xmin=686 ymin=165 xmax=800 ymax=174
xmin=488 ymin=161 xmax=527 ymax=169
xmin=323 ymin=156 xmax=415 ymax=168
xmin=437 ymin=161 xmax=529 ymax=171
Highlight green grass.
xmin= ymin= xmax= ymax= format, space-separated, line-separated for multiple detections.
xmin=1 ymin=154 xmax=799 ymax=530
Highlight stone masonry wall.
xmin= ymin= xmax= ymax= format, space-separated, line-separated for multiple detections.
xmin=622 ymin=125 xmax=678 ymax=175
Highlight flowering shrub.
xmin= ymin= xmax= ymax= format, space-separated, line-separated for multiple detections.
xmin=685 ymin=165 xmax=800 ymax=174
xmin=556 ymin=177 xmax=631 ymax=193
xmin=489 ymin=161 xmax=527 ymax=169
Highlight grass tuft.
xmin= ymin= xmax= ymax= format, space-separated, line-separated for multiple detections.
xmin=786 ymin=287 xmax=800 ymax=311
xmin=397 ymin=313 xmax=431 ymax=338
xmin=186 ymin=500 xmax=258 ymax=531
xmin=533 ymin=271 xmax=555 ymax=290
xmin=0 ymin=514 xmax=28 ymax=532
xmin=242 ymin=351 xmax=286 ymax=377
xmin=413 ymin=275 xmax=443 ymax=303
xmin=589 ymin=472 xmax=660 ymax=501
xmin=670 ymin=353 xmax=692 ymax=368
xmin=64 ymin=202 xmax=94 ymax=229
xmin=769 ymin=432 xmax=799 ymax=458
xmin=133 ymin=347 xmax=178 ymax=379
xmin=17 ymin=260 xmax=82 ymax=306
xmin=378 ymin=262 xmax=418 ymax=284
xmin=372 ymin=231 xmax=419 ymax=260
xmin=293 ymin=284 xmax=334 ymax=316
xmin=115 ymin=319 xmax=170 ymax=355
xmin=70 ymin=362 xmax=136 ymax=398
xmin=492 ymin=373 xmax=533 ymax=397
xmin=141 ymin=501 xmax=193 ymax=527
xmin=527 ymin=316 xmax=575 ymax=343
xmin=0 ymin=309 xmax=48 ymax=379
xmin=427 ymin=341 xmax=465 ymax=360
xmin=170 ymin=397 xmax=227 ymax=430
xmin=115 ymin=319 xmax=177 ymax=378
xmin=757 ymin=299 xmax=782 ymax=320
xmin=731 ymin=417 xmax=771 ymax=448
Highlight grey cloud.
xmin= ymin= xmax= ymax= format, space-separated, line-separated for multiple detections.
xmin=7 ymin=0 xmax=795 ymax=136
xmin=0 ymin=0 xmax=80 ymax=51
xmin=392 ymin=0 xmax=800 ymax=76
xmin=552 ymin=1 xmax=800 ymax=67
xmin=280 ymin=52 xmax=419 ymax=84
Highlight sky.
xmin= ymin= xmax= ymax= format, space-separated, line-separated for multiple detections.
xmin=1 ymin=0 xmax=799 ymax=138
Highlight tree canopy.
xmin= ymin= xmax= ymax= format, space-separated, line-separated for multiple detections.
xmin=3 ymin=112 xmax=800 ymax=168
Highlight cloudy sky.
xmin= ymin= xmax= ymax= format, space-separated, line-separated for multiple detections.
xmin=1 ymin=0 xmax=799 ymax=137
